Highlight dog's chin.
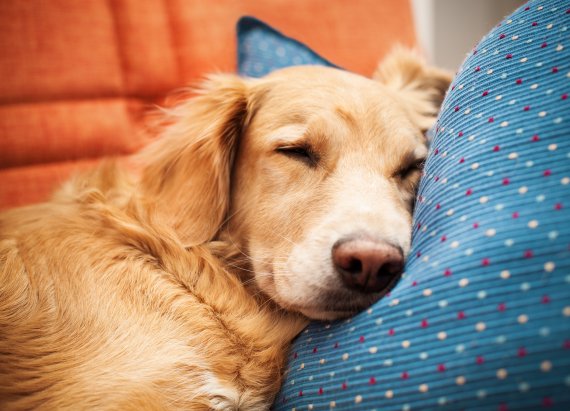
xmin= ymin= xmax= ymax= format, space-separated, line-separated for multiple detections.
xmin=290 ymin=292 xmax=384 ymax=321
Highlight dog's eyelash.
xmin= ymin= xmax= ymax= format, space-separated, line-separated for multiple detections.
xmin=396 ymin=160 xmax=425 ymax=179
xmin=276 ymin=145 xmax=319 ymax=166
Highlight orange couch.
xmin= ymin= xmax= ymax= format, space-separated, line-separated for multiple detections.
xmin=0 ymin=0 xmax=416 ymax=210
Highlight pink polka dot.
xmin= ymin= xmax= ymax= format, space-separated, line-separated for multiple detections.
xmin=318 ymin=387 xmax=324 ymax=395
xmin=473 ymin=222 xmax=480 ymax=229
xmin=444 ymin=268 xmax=452 ymax=277
xmin=503 ymin=177 xmax=510 ymax=185
xmin=299 ymin=390 xmax=303 ymax=397
xmin=459 ymin=157 xmax=465 ymax=164
xmin=506 ymin=53 xmax=513 ymax=59
xmin=562 ymin=93 xmax=568 ymax=100
xmin=554 ymin=203 xmax=563 ymax=210
xmin=542 ymin=397 xmax=553 ymax=407
xmin=541 ymin=42 xmax=548 ymax=48
xmin=532 ymin=134 xmax=540 ymax=141
xmin=552 ymin=67 xmax=559 ymax=73
xmin=421 ymin=319 xmax=429 ymax=328
xmin=523 ymin=105 xmax=530 ymax=111
xmin=342 ymin=382 xmax=348 ymax=390
xmin=543 ymin=169 xmax=552 ymax=176
xmin=457 ymin=311 xmax=466 ymax=320
xmin=437 ymin=364 xmax=446 ymax=372
xmin=499 ymin=403 xmax=509 ymax=411
xmin=334 ymin=342 xmax=339 ymax=348
xmin=516 ymin=78 xmax=523 ymax=85
xmin=312 ymin=347 xmax=318 ymax=353
xmin=440 ymin=235 xmax=447 ymax=242
xmin=369 ymin=377 xmax=376 ymax=385
xmin=359 ymin=336 xmax=365 ymax=343
xmin=524 ymin=250 xmax=534 ymax=258
xmin=476 ymin=356 xmax=485 ymax=364
xmin=512 ymin=211 xmax=520 ymax=218
xmin=454 ymin=106 xmax=460 ymax=112
xmin=435 ymin=203 xmax=441 ymax=210
xmin=532 ymin=22 xmax=538 ymax=27
xmin=482 ymin=258 xmax=490 ymax=266
xmin=482 ymin=90 xmax=489 ymax=97
xmin=475 ymin=66 xmax=481 ymax=72
xmin=542 ymin=295 xmax=551 ymax=304
xmin=458 ymin=131 xmax=464 ymax=137
xmin=493 ymin=145 xmax=501 ymax=152
xmin=388 ymin=328 xmax=395 ymax=336
xmin=518 ymin=347 xmax=527 ymax=357
xmin=488 ymin=117 xmax=495 ymax=123
xmin=401 ymin=371 xmax=409 ymax=380
xmin=466 ymin=188 xmax=473 ymax=195
xmin=498 ymin=303 xmax=506 ymax=312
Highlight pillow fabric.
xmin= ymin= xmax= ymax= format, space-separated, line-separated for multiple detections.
xmin=237 ymin=16 xmax=338 ymax=77
xmin=237 ymin=2 xmax=570 ymax=410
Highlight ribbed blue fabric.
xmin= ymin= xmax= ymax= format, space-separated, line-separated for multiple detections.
xmin=237 ymin=2 xmax=570 ymax=410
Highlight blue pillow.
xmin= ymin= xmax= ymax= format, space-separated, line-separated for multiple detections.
xmin=238 ymin=3 xmax=570 ymax=410
xmin=237 ymin=16 xmax=338 ymax=77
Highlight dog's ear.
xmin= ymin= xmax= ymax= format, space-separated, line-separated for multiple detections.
xmin=373 ymin=47 xmax=453 ymax=132
xmin=139 ymin=75 xmax=250 ymax=245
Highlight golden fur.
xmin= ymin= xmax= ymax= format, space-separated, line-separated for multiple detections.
xmin=0 ymin=49 xmax=450 ymax=410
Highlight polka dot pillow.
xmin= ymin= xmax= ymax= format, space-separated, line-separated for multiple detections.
xmin=238 ymin=2 xmax=570 ymax=410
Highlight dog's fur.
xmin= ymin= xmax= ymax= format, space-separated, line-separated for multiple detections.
xmin=0 ymin=49 xmax=450 ymax=410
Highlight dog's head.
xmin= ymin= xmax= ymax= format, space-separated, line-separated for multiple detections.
xmin=141 ymin=49 xmax=451 ymax=320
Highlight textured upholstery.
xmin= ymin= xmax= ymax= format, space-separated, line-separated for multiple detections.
xmin=236 ymin=2 xmax=570 ymax=410
xmin=0 ymin=0 xmax=415 ymax=209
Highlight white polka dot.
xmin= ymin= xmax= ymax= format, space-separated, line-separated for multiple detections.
xmin=530 ymin=83 xmax=538 ymax=89
xmin=446 ymin=209 xmax=454 ymax=216
xmin=519 ymin=382 xmax=530 ymax=392
xmin=405 ymin=309 xmax=413 ymax=317
xmin=539 ymin=327 xmax=550 ymax=337
xmin=477 ymin=390 xmax=487 ymax=399
xmin=459 ymin=278 xmax=469 ymax=287
xmin=402 ymin=405 xmax=411 ymax=411
xmin=299 ymin=363 xmax=305 ymax=369
xmin=375 ymin=318 xmax=383 ymax=325
xmin=518 ymin=314 xmax=529 ymax=324
xmin=385 ymin=390 xmax=394 ymax=399
xmin=476 ymin=322 xmax=486 ymax=332
xmin=549 ymin=143 xmax=558 ymax=151
xmin=485 ymin=228 xmax=496 ymax=237
xmin=438 ymin=397 xmax=447 ymax=405
xmin=495 ymin=95 xmax=502 ymax=101
xmin=556 ymin=44 xmax=564 ymax=51
xmin=471 ymin=162 xmax=479 ymax=170
xmin=438 ymin=331 xmax=447 ymax=340
xmin=563 ymin=306 xmax=570 ymax=317
xmin=508 ymin=152 xmax=519 ymax=160
xmin=496 ymin=335 xmax=507 ymax=344
xmin=539 ymin=111 xmax=548 ymax=117
xmin=487 ymin=69 xmax=493 ymax=74
xmin=528 ymin=220 xmax=539 ymax=229
xmin=519 ymin=186 xmax=528 ymax=194
xmin=456 ymin=376 xmax=466 ymax=385
xmin=497 ymin=368 xmax=508 ymax=379
xmin=500 ymin=270 xmax=511 ymax=279
xmin=541 ymin=361 xmax=552 ymax=372
xmin=402 ymin=340 xmax=411 ymax=349
xmin=548 ymin=231 xmax=559 ymax=240
xmin=494 ymin=203 xmax=504 ymax=211
xmin=384 ymin=359 xmax=393 ymax=366
xmin=353 ymin=365 xmax=361 ymax=372
xmin=464 ymin=108 xmax=471 ymax=114
xmin=438 ymin=300 xmax=448 ymax=308
xmin=456 ymin=344 xmax=465 ymax=353
xmin=520 ymin=57 xmax=528 ymax=63
xmin=419 ymin=352 xmax=429 ymax=360
xmin=450 ymin=241 xmax=460 ymax=248
xmin=423 ymin=289 xmax=432 ymax=297
xmin=390 ymin=299 xmax=400 ymax=306
xmin=342 ymin=353 xmax=349 ymax=361
xmin=465 ymin=248 xmax=474 ymax=256
xmin=320 ymin=358 xmax=326 ymax=364
xmin=504 ymin=239 xmax=514 ymax=247
xmin=419 ymin=384 xmax=429 ymax=393
xmin=544 ymin=262 xmax=555 ymax=272
xmin=487 ymin=171 xmax=495 ymax=177
xmin=330 ymin=401 xmax=336 ymax=408
xmin=536 ymin=194 xmax=546 ymax=202
xmin=521 ymin=282 xmax=531 ymax=291
xmin=512 ymin=35 xmax=519 ymax=40
xmin=355 ymin=395 xmax=363 ymax=404
xmin=477 ymin=291 xmax=487 ymax=299
xmin=479 ymin=196 xmax=489 ymax=204
xmin=526 ymin=160 xmax=534 ymax=167
xmin=561 ymin=177 xmax=570 ymax=185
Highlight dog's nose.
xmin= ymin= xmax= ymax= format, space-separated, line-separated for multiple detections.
xmin=332 ymin=238 xmax=404 ymax=293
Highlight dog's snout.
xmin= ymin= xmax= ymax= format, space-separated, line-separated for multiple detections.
xmin=332 ymin=237 xmax=404 ymax=293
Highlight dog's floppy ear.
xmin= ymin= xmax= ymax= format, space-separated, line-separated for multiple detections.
xmin=373 ymin=47 xmax=452 ymax=132
xmin=139 ymin=75 xmax=250 ymax=245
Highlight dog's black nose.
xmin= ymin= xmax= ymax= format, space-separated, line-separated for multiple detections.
xmin=332 ymin=237 xmax=404 ymax=293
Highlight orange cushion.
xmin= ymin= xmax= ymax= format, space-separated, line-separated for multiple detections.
xmin=0 ymin=0 xmax=415 ymax=209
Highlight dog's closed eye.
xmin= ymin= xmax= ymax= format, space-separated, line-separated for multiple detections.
xmin=276 ymin=144 xmax=319 ymax=167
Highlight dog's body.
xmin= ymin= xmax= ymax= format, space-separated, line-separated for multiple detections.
xmin=0 ymin=50 xmax=450 ymax=410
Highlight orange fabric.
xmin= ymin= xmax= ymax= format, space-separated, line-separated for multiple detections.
xmin=0 ymin=0 xmax=415 ymax=209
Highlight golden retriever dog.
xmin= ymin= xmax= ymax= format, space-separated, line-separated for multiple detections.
xmin=0 ymin=49 xmax=450 ymax=410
